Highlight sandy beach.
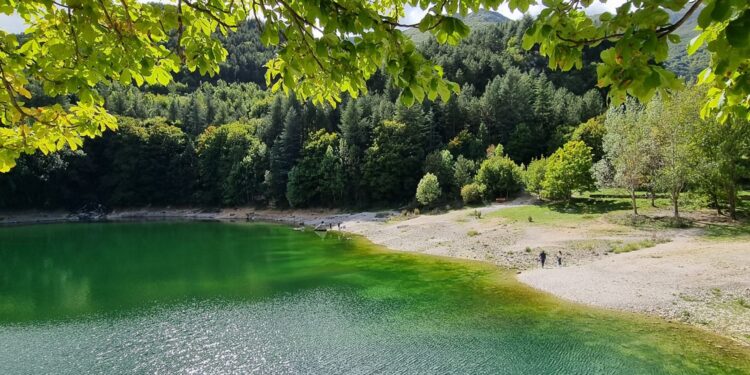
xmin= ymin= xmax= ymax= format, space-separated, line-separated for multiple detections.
xmin=2 ymin=201 xmax=748 ymax=345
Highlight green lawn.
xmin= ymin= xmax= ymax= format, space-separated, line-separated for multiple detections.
xmin=485 ymin=198 xmax=631 ymax=225
xmin=485 ymin=189 xmax=749 ymax=228
xmin=611 ymin=238 xmax=670 ymax=253
xmin=702 ymin=221 xmax=750 ymax=239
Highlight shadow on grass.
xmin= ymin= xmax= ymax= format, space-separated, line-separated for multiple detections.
xmin=703 ymin=221 xmax=750 ymax=238
xmin=546 ymin=198 xmax=632 ymax=215
xmin=606 ymin=212 xmax=694 ymax=229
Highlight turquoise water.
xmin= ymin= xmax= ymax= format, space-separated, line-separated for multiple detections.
xmin=0 ymin=221 xmax=747 ymax=374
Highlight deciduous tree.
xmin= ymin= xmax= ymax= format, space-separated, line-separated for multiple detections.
xmin=416 ymin=173 xmax=441 ymax=206
xmin=542 ymin=140 xmax=594 ymax=201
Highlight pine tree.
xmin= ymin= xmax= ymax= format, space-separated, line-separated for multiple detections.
xmin=263 ymin=95 xmax=286 ymax=147
xmin=268 ymin=107 xmax=302 ymax=204
xmin=182 ymin=93 xmax=208 ymax=135
xmin=167 ymin=98 xmax=180 ymax=123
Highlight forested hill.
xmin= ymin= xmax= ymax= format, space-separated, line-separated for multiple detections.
xmin=403 ymin=9 xmax=511 ymax=44
xmin=664 ymin=6 xmax=708 ymax=79
xmin=1 ymin=19 xmax=606 ymax=210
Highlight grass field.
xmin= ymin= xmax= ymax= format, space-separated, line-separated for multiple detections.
xmin=702 ymin=221 xmax=750 ymax=239
xmin=486 ymin=188 xmax=749 ymax=229
xmin=610 ymin=238 xmax=670 ymax=253
xmin=485 ymin=198 xmax=631 ymax=225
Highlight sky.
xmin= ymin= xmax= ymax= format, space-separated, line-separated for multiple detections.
xmin=0 ymin=1 xmax=627 ymax=33
xmin=400 ymin=1 xmax=626 ymax=24
xmin=0 ymin=13 xmax=25 ymax=33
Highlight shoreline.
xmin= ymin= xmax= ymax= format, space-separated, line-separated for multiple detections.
xmin=1 ymin=203 xmax=748 ymax=346
xmin=0 ymin=207 xmax=389 ymax=227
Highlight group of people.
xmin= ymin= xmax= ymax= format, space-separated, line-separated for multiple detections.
xmin=538 ymin=250 xmax=563 ymax=268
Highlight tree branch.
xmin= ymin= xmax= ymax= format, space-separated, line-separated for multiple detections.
xmin=555 ymin=0 xmax=704 ymax=46
xmin=182 ymin=0 xmax=239 ymax=28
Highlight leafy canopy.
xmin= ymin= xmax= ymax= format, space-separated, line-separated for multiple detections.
xmin=2 ymin=0 xmax=749 ymax=171
xmin=416 ymin=172 xmax=441 ymax=206
xmin=542 ymin=140 xmax=595 ymax=200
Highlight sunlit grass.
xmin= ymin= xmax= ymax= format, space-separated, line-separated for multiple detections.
xmin=610 ymin=238 xmax=670 ymax=254
xmin=482 ymin=189 xmax=749 ymax=232
xmin=702 ymin=221 xmax=750 ymax=239
xmin=486 ymin=198 xmax=631 ymax=225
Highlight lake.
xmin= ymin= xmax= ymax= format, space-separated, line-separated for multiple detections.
xmin=0 ymin=221 xmax=747 ymax=374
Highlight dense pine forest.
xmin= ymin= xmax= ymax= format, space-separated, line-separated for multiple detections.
xmin=0 ymin=13 xmax=745 ymax=216
xmin=0 ymin=17 xmax=603 ymax=209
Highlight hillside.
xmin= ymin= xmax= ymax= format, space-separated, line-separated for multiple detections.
xmin=403 ymin=9 xmax=510 ymax=44
xmin=664 ymin=5 xmax=708 ymax=79
xmin=403 ymin=7 xmax=705 ymax=78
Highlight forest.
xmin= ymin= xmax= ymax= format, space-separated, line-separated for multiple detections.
xmin=0 ymin=17 xmax=747 ymax=219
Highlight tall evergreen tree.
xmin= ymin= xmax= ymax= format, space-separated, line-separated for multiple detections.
xmin=268 ymin=107 xmax=302 ymax=204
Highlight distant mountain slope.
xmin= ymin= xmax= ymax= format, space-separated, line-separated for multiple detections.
xmin=664 ymin=6 xmax=708 ymax=79
xmin=403 ymin=10 xmax=510 ymax=44
xmin=404 ymin=7 xmax=705 ymax=78
xmin=462 ymin=9 xmax=512 ymax=25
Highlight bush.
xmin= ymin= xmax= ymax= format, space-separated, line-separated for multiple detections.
xmin=542 ymin=140 xmax=595 ymax=200
xmin=523 ymin=157 xmax=547 ymax=197
xmin=461 ymin=183 xmax=485 ymax=204
xmin=475 ymin=153 xmax=522 ymax=199
xmin=416 ymin=173 xmax=441 ymax=206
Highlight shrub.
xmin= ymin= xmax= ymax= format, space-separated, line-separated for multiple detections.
xmin=523 ymin=157 xmax=547 ymax=197
xmin=475 ymin=153 xmax=522 ymax=199
xmin=542 ymin=140 xmax=595 ymax=200
xmin=461 ymin=183 xmax=486 ymax=205
xmin=416 ymin=173 xmax=441 ymax=206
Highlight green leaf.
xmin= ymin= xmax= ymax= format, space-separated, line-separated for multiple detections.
xmin=710 ymin=0 xmax=731 ymax=22
xmin=155 ymin=67 xmax=171 ymax=86
xmin=697 ymin=2 xmax=715 ymax=29
xmin=726 ymin=11 xmax=750 ymax=48
xmin=687 ymin=32 xmax=707 ymax=55
xmin=400 ymin=87 xmax=415 ymax=107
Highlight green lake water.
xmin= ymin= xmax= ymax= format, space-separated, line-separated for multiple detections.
xmin=0 ymin=221 xmax=748 ymax=374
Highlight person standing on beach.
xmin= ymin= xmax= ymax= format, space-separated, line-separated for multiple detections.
xmin=539 ymin=250 xmax=547 ymax=268
xmin=556 ymin=251 xmax=563 ymax=267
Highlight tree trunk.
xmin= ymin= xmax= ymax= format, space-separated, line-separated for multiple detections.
xmin=727 ymin=183 xmax=737 ymax=220
xmin=650 ymin=188 xmax=656 ymax=207
xmin=712 ymin=193 xmax=722 ymax=216
xmin=630 ymin=189 xmax=638 ymax=216
xmin=672 ymin=191 xmax=679 ymax=218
